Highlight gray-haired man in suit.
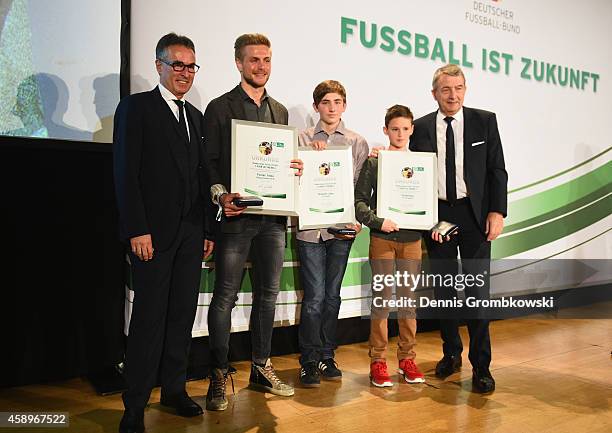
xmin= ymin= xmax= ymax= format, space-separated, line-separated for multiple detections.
xmin=410 ymin=64 xmax=508 ymax=394
xmin=114 ymin=33 xmax=214 ymax=433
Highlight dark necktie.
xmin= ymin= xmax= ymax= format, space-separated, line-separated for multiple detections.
xmin=444 ymin=116 xmax=457 ymax=204
xmin=173 ymin=99 xmax=189 ymax=142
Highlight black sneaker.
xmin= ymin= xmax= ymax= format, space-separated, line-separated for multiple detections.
xmin=206 ymin=368 xmax=229 ymax=411
xmin=318 ymin=358 xmax=342 ymax=381
xmin=249 ymin=359 xmax=294 ymax=396
xmin=299 ymin=362 xmax=320 ymax=388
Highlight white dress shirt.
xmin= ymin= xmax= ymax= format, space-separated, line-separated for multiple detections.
xmin=158 ymin=83 xmax=190 ymax=141
xmin=436 ymin=108 xmax=467 ymax=200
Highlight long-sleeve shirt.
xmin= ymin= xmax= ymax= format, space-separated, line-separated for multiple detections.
xmin=297 ymin=120 xmax=369 ymax=243
xmin=354 ymin=157 xmax=422 ymax=243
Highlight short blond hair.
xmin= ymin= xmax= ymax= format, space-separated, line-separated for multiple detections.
xmin=432 ymin=64 xmax=465 ymax=90
xmin=234 ymin=33 xmax=271 ymax=60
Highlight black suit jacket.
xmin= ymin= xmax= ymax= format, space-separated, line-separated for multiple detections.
xmin=410 ymin=106 xmax=508 ymax=231
xmin=203 ymin=85 xmax=289 ymax=233
xmin=113 ymin=86 xmax=210 ymax=251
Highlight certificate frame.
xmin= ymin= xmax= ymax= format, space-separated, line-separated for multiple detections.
xmin=297 ymin=145 xmax=355 ymax=230
xmin=231 ymin=119 xmax=299 ymax=216
xmin=376 ymin=150 xmax=438 ymax=230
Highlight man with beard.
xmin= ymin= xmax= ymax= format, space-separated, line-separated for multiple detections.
xmin=203 ymin=33 xmax=303 ymax=411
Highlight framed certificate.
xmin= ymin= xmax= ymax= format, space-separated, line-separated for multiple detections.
xmin=297 ymin=146 xmax=355 ymax=230
xmin=376 ymin=150 xmax=438 ymax=230
xmin=231 ymin=119 xmax=299 ymax=216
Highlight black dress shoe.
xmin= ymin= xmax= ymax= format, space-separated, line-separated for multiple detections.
xmin=160 ymin=391 xmax=203 ymax=417
xmin=119 ymin=408 xmax=144 ymax=433
xmin=435 ymin=355 xmax=462 ymax=378
xmin=472 ymin=368 xmax=495 ymax=393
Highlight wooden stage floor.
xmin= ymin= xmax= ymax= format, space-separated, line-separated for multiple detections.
xmin=1 ymin=313 xmax=611 ymax=433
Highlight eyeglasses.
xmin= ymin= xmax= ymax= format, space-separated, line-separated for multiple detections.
xmin=158 ymin=59 xmax=200 ymax=73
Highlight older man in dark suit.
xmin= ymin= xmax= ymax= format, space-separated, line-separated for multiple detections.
xmin=410 ymin=64 xmax=508 ymax=394
xmin=203 ymin=33 xmax=303 ymax=411
xmin=113 ymin=33 xmax=214 ymax=433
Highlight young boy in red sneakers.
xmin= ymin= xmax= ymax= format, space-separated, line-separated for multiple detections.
xmin=354 ymin=105 xmax=425 ymax=387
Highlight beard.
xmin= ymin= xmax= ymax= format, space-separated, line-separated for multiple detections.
xmin=243 ymin=74 xmax=269 ymax=89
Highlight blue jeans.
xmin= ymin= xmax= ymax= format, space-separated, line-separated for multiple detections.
xmin=208 ymin=216 xmax=286 ymax=369
xmin=297 ymin=238 xmax=353 ymax=365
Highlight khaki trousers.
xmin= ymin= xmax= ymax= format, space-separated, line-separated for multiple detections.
xmin=368 ymin=236 xmax=421 ymax=361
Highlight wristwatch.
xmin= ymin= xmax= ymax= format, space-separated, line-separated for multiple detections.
xmin=210 ymin=184 xmax=228 ymax=221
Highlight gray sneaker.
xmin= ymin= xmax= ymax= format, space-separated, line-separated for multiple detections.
xmin=249 ymin=359 xmax=294 ymax=396
xmin=206 ymin=368 xmax=229 ymax=411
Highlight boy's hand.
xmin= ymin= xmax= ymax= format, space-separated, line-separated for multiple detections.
xmin=311 ymin=140 xmax=327 ymax=151
xmin=291 ymin=158 xmax=304 ymax=176
xmin=369 ymin=146 xmax=386 ymax=158
xmin=381 ymin=219 xmax=399 ymax=233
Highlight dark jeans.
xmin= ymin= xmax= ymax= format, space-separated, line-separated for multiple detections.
xmin=297 ymin=238 xmax=353 ymax=365
xmin=425 ymin=198 xmax=492 ymax=370
xmin=208 ymin=216 xmax=286 ymax=369
xmin=123 ymin=217 xmax=203 ymax=409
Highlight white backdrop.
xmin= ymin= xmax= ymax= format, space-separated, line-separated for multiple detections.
xmin=128 ymin=0 xmax=612 ymax=335
xmin=130 ymin=0 xmax=611 ymax=188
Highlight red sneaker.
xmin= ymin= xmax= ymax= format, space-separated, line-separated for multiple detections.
xmin=370 ymin=360 xmax=393 ymax=387
xmin=398 ymin=358 xmax=425 ymax=384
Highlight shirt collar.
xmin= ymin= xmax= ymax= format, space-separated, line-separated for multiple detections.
xmin=237 ymin=84 xmax=268 ymax=103
xmin=158 ymin=83 xmax=183 ymax=103
xmin=437 ymin=107 xmax=464 ymax=123
xmin=314 ymin=119 xmax=347 ymax=136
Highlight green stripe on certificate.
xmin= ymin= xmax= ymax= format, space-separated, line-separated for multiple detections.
xmin=308 ymin=207 xmax=345 ymax=213
xmin=244 ymin=188 xmax=286 ymax=198
xmin=388 ymin=207 xmax=426 ymax=215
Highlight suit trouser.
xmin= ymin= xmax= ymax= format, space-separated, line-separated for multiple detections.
xmin=425 ymin=198 xmax=492 ymax=370
xmin=369 ymin=236 xmax=422 ymax=361
xmin=122 ymin=216 xmax=203 ymax=409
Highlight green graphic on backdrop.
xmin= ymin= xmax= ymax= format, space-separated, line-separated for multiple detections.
xmin=339 ymin=16 xmax=601 ymax=93
xmin=493 ymin=148 xmax=611 ymax=258
xmin=179 ymin=148 xmax=611 ymax=296
xmin=124 ymin=150 xmax=611 ymax=322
